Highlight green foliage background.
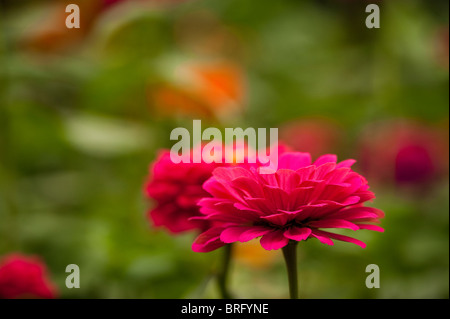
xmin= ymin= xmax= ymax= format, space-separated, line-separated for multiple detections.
xmin=0 ymin=0 xmax=448 ymax=298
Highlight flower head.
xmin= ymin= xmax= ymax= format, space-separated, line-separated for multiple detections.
xmin=359 ymin=120 xmax=448 ymax=187
xmin=145 ymin=149 xmax=220 ymax=233
xmin=192 ymin=152 xmax=384 ymax=252
xmin=0 ymin=254 xmax=57 ymax=299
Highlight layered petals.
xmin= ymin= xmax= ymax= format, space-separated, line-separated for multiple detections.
xmin=145 ymin=150 xmax=218 ymax=234
xmin=194 ymin=152 xmax=384 ymax=252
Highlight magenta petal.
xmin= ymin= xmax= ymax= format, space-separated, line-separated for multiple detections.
xmin=307 ymin=219 xmax=359 ymax=230
xmin=220 ymin=227 xmax=252 ymax=243
xmin=295 ymin=165 xmax=315 ymax=183
xmin=260 ymin=230 xmax=290 ymax=250
xmin=261 ymin=213 xmax=291 ymax=226
xmin=198 ymin=197 xmax=228 ymax=210
xmin=336 ymin=159 xmax=356 ymax=168
xmin=213 ymin=167 xmax=253 ymax=183
xmin=203 ymin=177 xmax=233 ymax=199
xmin=276 ymin=208 xmax=304 ymax=215
xmin=356 ymin=224 xmax=385 ymax=232
xmin=231 ymin=176 xmax=264 ymax=198
xmin=239 ymin=226 xmax=273 ymax=242
xmin=276 ymin=169 xmax=300 ymax=192
xmin=314 ymin=163 xmax=337 ymax=180
xmin=324 ymin=167 xmax=351 ymax=184
xmin=192 ymin=239 xmax=226 ymax=252
xmin=258 ymin=173 xmax=278 ymax=187
xmin=243 ymin=197 xmax=276 ymax=214
xmin=263 ymin=185 xmax=290 ymax=208
xmin=278 ymin=152 xmax=312 ymax=170
xmin=341 ymin=196 xmax=361 ymax=206
xmin=205 ymin=206 xmax=259 ymax=223
xmin=284 ymin=227 xmax=311 ymax=241
xmin=326 ymin=207 xmax=381 ymax=220
xmin=233 ymin=203 xmax=264 ymax=215
xmin=192 ymin=228 xmax=226 ymax=252
xmin=310 ymin=231 xmax=334 ymax=245
xmin=313 ymin=230 xmax=366 ymax=248
xmin=355 ymin=190 xmax=376 ymax=202
xmin=288 ymin=187 xmax=313 ymax=209
xmin=314 ymin=154 xmax=338 ymax=166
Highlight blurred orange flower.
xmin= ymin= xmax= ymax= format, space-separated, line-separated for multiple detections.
xmin=23 ymin=0 xmax=102 ymax=53
xmin=233 ymin=241 xmax=279 ymax=269
xmin=149 ymin=60 xmax=246 ymax=121
xmin=22 ymin=0 xmax=188 ymax=53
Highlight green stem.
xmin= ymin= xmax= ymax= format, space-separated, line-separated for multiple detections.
xmin=217 ymin=243 xmax=233 ymax=299
xmin=282 ymin=241 xmax=299 ymax=299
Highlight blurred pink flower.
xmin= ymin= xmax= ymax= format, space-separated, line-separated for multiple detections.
xmin=0 ymin=254 xmax=57 ymax=299
xmin=359 ymin=120 xmax=449 ymax=187
xmin=279 ymin=118 xmax=342 ymax=157
xmin=192 ymin=152 xmax=384 ymax=252
xmin=145 ymin=149 xmax=220 ymax=233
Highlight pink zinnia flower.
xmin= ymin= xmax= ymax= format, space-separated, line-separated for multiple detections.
xmin=0 ymin=254 xmax=57 ymax=299
xmin=192 ymin=152 xmax=384 ymax=252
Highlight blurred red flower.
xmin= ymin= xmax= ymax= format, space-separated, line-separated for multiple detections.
xmin=279 ymin=118 xmax=342 ymax=158
xmin=359 ymin=120 xmax=449 ymax=188
xmin=0 ymin=254 xmax=57 ymax=299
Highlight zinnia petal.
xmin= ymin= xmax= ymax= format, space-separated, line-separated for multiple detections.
xmin=312 ymin=230 xmax=367 ymax=248
xmin=307 ymin=219 xmax=359 ymax=230
xmin=278 ymin=152 xmax=312 ymax=170
xmin=356 ymin=224 xmax=385 ymax=232
xmin=231 ymin=176 xmax=264 ymax=198
xmin=192 ymin=228 xmax=227 ymax=252
xmin=260 ymin=230 xmax=290 ymax=250
xmin=239 ymin=226 xmax=273 ymax=242
xmin=275 ymin=169 xmax=301 ymax=192
xmin=284 ymin=227 xmax=311 ymax=241
xmin=310 ymin=231 xmax=334 ymax=245
xmin=314 ymin=154 xmax=338 ymax=166
xmin=336 ymin=159 xmax=356 ymax=168
xmin=260 ymin=213 xmax=292 ymax=226
xmin=220 ymin=227 xmax=253 ymax=243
